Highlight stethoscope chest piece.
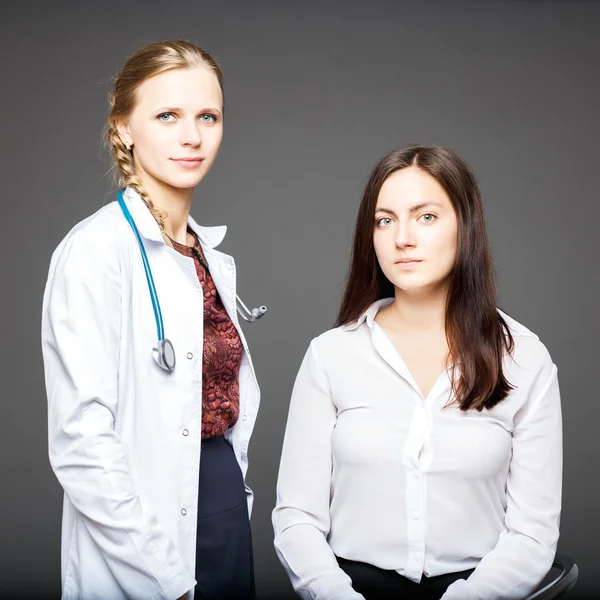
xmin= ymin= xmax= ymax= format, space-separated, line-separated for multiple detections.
xmin=153 ymin=338 xmax=176 ymax=372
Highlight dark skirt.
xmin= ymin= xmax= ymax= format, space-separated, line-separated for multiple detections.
xmin=194 ymin=434 xmax=255 ymax=600
xmin=336 ymin=556 xmax=475 ymax=600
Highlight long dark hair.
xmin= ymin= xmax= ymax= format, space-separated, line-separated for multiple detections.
xmin=336 ymin=145 xmax=514 ymax=411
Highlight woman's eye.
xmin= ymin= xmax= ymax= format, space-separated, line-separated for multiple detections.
xmin=419 ymin=213 xmax=436 ymax=223
xmin=376 ymin=217 xmax=393 ymax=227
xmin=200 ymin=113 xmax=217 ymax=123
xmin=157 ymin=112 xmax=175 ymax=122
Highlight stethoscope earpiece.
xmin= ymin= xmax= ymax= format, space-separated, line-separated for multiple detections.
xmin=237 ymin=298 xmax=268 ymax=323
xmin=117 ymin=190 xmax=267 ymax=372
xmin=251 ymin=306 xmax=268 ymax=320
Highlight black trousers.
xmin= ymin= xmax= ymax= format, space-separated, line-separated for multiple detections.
xmin=336 ymin=556 xmax=475 ymax=600
xmin=194 ymin=435 xmax=255 ymax=600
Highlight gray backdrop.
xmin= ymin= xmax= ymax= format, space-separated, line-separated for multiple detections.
xmin=1 ymin=1 xmax=598 ymax=598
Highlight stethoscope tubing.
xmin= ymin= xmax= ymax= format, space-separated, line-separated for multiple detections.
xmin=117 ymin=190 xmax=166 ymax=341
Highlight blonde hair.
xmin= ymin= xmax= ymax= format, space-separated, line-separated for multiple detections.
xmin=106 ymin=40 xmax=224 ymax=231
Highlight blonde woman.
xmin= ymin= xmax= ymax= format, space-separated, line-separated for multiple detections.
xmin=42 ymin=41 xmax=260 ymax=600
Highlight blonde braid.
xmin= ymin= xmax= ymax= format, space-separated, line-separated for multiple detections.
xmin=107 ymin=93 xmax=167 ymax=231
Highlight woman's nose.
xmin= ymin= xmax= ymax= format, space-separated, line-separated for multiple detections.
xmin=395 ymin=220 xmax=416 ymax=248
xmin=180 ymin=121 xmax=202 ymax=146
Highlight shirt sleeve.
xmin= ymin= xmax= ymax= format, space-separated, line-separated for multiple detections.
xmin=442 ymin=363 xmax=562 ymax=600
xmin=42 ymin=229 xmax=195 ymax=600
xmin=272 ymin=340 xmax=365 ymax=600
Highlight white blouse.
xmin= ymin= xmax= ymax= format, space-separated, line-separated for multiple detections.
xmin=272 ymin=298 xmax=562 ymax=600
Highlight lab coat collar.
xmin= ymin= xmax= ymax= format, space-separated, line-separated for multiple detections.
xmin=122 ymin=186 xmax=227 ymax=249
xmin=341 ymin=298 xmax=394 ymax=331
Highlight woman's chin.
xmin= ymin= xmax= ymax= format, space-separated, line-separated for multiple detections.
xmin=392 ymin=280 xmax=449 ymax=298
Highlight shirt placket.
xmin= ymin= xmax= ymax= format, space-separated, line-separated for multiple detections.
xmin=402 ymin=396 xmax=427 ymax=580
xmin=371 ymin=323 xmax=428 ymax=580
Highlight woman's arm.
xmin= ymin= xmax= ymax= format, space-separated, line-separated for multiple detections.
xmin=442 ymin=361 xmax=562 ymax=600
xmin=42 ymin=228 xmax=195 ymax=600
xmin=272 ymin=340 xmax=365 ymax=600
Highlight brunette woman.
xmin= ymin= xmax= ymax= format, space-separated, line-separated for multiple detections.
xmin=272 ymin=145 xmax=561 ymax=600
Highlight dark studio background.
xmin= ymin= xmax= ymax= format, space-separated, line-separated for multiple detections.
xmin=1 ymin=1 xmax=599 ymax=598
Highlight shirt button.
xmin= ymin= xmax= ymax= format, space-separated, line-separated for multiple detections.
xmin=181 ymin=508 xmax=187 ymax=516
xmin=242 ymin=415 xmax=247 ymax=421
xmin=412 ymin=512 xmax=419 ymax=520
xmin=187 ymin=352 xmax=193 ymax=360
xmin=415 ymin=552 xmax=421 ymax=560
xmin=413 ymin=470 xmax=420 ymax=479
xmin=182 ymin=429 xmax=189 ymax=437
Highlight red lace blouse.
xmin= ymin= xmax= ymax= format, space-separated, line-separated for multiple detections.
xmin=170 ymin=232 xmax=242 ymax=439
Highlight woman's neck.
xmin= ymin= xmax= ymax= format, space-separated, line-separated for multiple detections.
xmin=139 ymin=176 xmax=194 ymax=245
xmin=385 ymin=285 xmax=448 ymax=334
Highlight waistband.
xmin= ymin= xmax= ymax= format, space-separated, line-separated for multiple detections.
xmin=201 ymin=433 xmax=227 ymax=447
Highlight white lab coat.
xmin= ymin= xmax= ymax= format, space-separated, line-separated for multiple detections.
xmin=41 ymin=187 xmax=261 ymax=600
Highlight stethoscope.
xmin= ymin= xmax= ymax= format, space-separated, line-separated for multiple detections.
xmin=117 ymin=190 xmax=267 ymax=372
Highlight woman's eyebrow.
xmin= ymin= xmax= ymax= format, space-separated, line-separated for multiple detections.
xmin=408 ymin=202 xmax=444 ymax=213
xmin=153 ymin=106 xmax=223 ymax=115
xmin=375 ymin=202 xmax=443 ymax=216
xmin=374 ymin=207 xmax=397 ymax=217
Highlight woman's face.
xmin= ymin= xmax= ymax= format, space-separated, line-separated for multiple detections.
xmin=118 ymin=65 xmax=223 ymax=193
xmin=373 ymin=166 xmax=459 ymax=297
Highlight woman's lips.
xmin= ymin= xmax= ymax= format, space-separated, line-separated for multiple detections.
xmin=171 ymin=157 xmax=204 ymax=168
xmin=395 ymin=259 xmax=422 ymax=268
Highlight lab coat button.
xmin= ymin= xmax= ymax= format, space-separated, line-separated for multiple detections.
xmin=182 ymin=429 xmax=189 ymax=436
xmin=243 ymin=415 xmax=247 ymax=421
xmin=412 ymin=512 xmax=419 ymax=520
xmin=187 ymin=352 xmax=193 ymax=360
xmin=181 ymin=508 xmax=187 ymax=516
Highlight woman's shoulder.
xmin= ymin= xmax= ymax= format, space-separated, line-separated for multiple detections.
xmin=61 ymin=200 xmax=128 ymax=245
xmin=498 ymin=309 xmax=539 ymax=340
xmin=47 ymin=200 xmax=132 ymax=281
xmin=499 ymin=309 xmax=555 ymax=374
xmin=305 ymin=322 xmax=367 ymax=363
xmin=53 ymin=201 xmax=130 ymax=256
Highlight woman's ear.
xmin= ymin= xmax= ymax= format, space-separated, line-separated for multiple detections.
xmin=116 ymin=119 xmax=133 ymax=150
